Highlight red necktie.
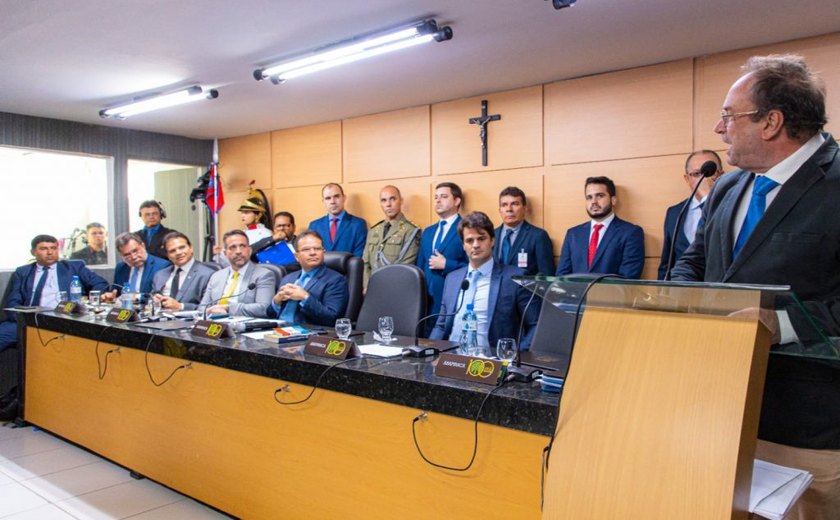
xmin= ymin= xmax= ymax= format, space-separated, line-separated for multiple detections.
xmin=588 ymin=223 xmax=604 ymax=268
xmin=330 ymin=217 xmax=338 ymax=242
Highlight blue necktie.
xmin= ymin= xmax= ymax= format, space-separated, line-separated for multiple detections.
xmin=280 ymin=272 xmax=310 ymax=323
xmin=128 ymin=266 xmax=139 ymax=292
xmin=500 ymin=229 xmax=513 ymax=263
xmin=30 ymin=266 xmax=50 ymax=306
xmin=732 ymin=175 xmax=779 ymax=259
xmin=433 ymin=221 xmax=447 ymax=251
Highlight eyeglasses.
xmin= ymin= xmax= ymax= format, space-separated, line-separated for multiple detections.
xmin=686 ymin=170 xmax=717 ymax=179
xmin=720 ymin=109 xmax=759 ymax=124
xmin=298 ymin=246 xmax=324 ymax=254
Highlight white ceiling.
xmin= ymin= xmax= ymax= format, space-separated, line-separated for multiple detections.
xmin=1 ymin=0 xmax=837 ymax=140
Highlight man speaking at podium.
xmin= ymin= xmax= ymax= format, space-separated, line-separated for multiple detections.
xmin=671 ymin=54 xmax=840 ymax=519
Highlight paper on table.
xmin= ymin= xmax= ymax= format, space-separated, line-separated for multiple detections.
xmin=242 ymin=330 xmax=275 ymax=340
xmin=749 ymin=459 xmax=813 ymax=520
xmin=357 ymin=344 xmax=404 ymax=357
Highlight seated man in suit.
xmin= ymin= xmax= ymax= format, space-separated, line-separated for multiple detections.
xmin=252 ymin=211 xmax=300 ymax=273
xmin=134 ymin=200 xmax=176 ymax=260
xmin=494 ymin=186 xmax=555 ymax=276
xmin=1 ymin=234 xmax=109 ymax=350
xmin=308 ymin=183 xmax=368 ymax=257
xmin=106 ymin=232 xmax=170 ymax=302
xmin=417 ymin=182 xmax=469 ymax=334
xmin=657 ymin=150 xmax=723 ymax=279
xmin=152 ymin=232 xmax=216 ymax=311
xmin=430 ymin=212 xmax=539 ymax=350
xmin=266 ymin=231 xmax=348 ymax=326
xmin=556 ymin=176 xmax=644 ymax=279
xmin=69 ymin=222 xmax=108 ymax=265
xmin=200 ymin=230 xmax=275 ymax=317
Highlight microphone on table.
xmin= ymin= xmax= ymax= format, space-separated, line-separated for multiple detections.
xmin=664 ymin=160 xmax=718 ymax=281
xmin=406 ymin=278 xmax=471 ymax=358
xmin=201 ymin=283 xmax=257 ymax=320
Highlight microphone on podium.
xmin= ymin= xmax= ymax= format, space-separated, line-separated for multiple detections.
xmin=406 ymin=278 xmax=471 ymax=357
xmin=664 ymin=160 xmax=718 ymax=281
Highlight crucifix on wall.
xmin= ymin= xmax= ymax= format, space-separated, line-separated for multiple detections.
xmin=468 ymin=99 xmax=501 ymax=167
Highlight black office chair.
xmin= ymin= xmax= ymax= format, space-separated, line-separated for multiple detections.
xmin=200 ymin=261 xmax=222 ymax=272
xmin=525 ymin=296 xmax=578 ymax=376
xmin=257 ymin=263 xmax=287 ymax=292
xmin=323 ymin=251 xmax=364 ymax=322
xmin=356 ymin=264 xmax=426 ymax=337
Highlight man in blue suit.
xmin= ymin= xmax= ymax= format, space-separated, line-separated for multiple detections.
xmin=417 ymin=182 xmax=468 ymax=334
xmin=1 ymin=234 xmax=109 ymax=350
xmin=657 ymin=150 xmax=723 ymax=280
xmin=430 ymin=212 xmax=538 ymax=350
xmin=109 ymin=232 xmax=171 ymax=299
xmin=266 ymin=230 xmax=348 ymax=326
xmin=556 ymin=176 xmax=644 ymax=279
xmin=307 ymin=183 xmax=367 ymax=257
xmin=494 ymin=186 xmax=555 ymax=276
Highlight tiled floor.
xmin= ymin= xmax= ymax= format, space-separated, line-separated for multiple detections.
xmin=0 ymin=422 xmax=232 ymax=519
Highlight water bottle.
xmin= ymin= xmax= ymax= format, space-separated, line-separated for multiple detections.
xmin=459 ymin=303 xmax=479 ymax=356
xmin=69 ymin=276 xmax=82 ymax=303
xmin=120 ymin=283 xmax=135 ymax=310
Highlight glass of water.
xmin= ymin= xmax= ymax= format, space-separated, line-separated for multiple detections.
xmin=58 ymin=291 xmax=68 ymax=303
xmin=496 ymin=338 xmax=518 ymax=362
xmin=378 ymin=316 xmax=395 ymax=343
xmin=335 ymin=318 xmax=352 ymax=340
xmin=89 ymin=290 xmax=102 ymax=308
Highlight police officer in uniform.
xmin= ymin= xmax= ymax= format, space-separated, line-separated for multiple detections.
xmin=363 ymin=185 xmax=421 ymax=288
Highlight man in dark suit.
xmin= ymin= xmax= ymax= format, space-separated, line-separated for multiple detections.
xmin=152 ymin=232 xmax=216 ymax=311
xmin=417 ymin=182 xmax=469 ymax=334
xmin=671 ymin=55 xmax=840 ymax=519
xmin=493 ymin=186 xmax=554 ymax=276
xmin=308 ymin=183 xmax=367 ymax=257
xmin=1 ymin=234 xmax=109 ymax=350
xmin=266 ymin=230 xmax=348 ymax=326
xmin=252 ymin=211 xmax=301 ymax=273
xmin=657 ymin=151 xmax=723 ymax=280
xmin=134 ymin=200 xmax=175 ymax=260
xmin=430 ymin=212 xmax=538 ymax=350
xmin=109 ymin=232 xmax=171 ymax=298
xmin=556 ymin=176 xmax=644 ymax=279
xmin=69 ymin=222 xmax=108 ymax=265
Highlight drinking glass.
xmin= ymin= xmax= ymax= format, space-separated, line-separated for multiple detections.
xmin=58 ymin=291 xmax=68 ymax=303
xmin=496 ymin=338 xmax=517 ymax=362
xmin=89 ymin=290 xmax=102 ymax=308
xmin=378 ymin=316 xmax=395 ymax=343
xmin=335 ymin=318 xmax=352 ymax=340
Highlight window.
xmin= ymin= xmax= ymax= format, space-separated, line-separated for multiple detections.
xmin=0 ymin=146 xmax=111 ymax=270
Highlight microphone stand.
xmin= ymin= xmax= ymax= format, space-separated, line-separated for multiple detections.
xmin=407 ymin=279 xmax=471 ymax=357
xmin=664 ymin=161 xmax=717 ymax=281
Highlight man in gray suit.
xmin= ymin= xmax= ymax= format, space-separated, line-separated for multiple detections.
xmin=152 ymin=232 xmax=216 ymax=311
xmin=200 ymin=230 xmax=274 ymax=317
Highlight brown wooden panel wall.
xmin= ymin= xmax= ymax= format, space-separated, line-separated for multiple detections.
xmin=343 ymin=106 xmax=430 ymax=183
xmin=219 ymin=33 xmax=840 ymax=279
xmin=546 ymin=59 xmax=694 ymax=165
xmin=432 ymin=86 xmax=543 ymax=175
xmin=271 ymin=121 xmax=342 ymax=189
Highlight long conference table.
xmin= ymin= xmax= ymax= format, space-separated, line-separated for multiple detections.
xmin=19 ymin=311 xmax=558 ymax=519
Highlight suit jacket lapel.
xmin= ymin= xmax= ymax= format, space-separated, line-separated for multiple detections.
xmin=178 ymin=269 xmax=196 ymax=299
xmin=439 ymin=215 xmax=461 ymax=252
xmin=718 ymin=172 xmax=752 ymax=278
xmin=508 ymin=222 xmax=530 ymax=263
xmin=591 ymin=219 xmax=619 ymax=269
xmin=56 ymin=261 xmax=70 ymax=290
xmin=332 ymin=214 xmax=351 ymax=247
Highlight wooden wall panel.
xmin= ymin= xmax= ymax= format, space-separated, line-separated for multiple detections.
xmin=545 ymin=155 xmax=688 ymax=270
xmin=695 ymin=33 xmax=840 ymax=153
xmin=345 ymin=178 xmax=432 ymax=230
xmin=272 ymin=186 xmax=329 ymax=233
xmin=218 ymin=133 xmax=272 ymax=191
xmin=343 ymin=106 xmax=430 ymax=183
xmin=271 ymin=121 xmax=342 ymax=189
xmin=432 ymin=86 xmax=543 ymax=175
xmin=547 ymin=59 xmax=694 ymax=165
xmin=217 ymin=189 xmax=249 ymax=237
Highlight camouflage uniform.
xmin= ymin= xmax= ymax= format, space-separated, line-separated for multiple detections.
xmin=362 ymin=213 xmax=421 ymax=287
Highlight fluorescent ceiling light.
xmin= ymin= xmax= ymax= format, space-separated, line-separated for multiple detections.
xmin=254 ymin=19 xmax=453 ymax=84
xmin=99 ymin=85 xmax=219 ymax=119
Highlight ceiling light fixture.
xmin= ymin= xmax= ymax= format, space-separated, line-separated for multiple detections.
xmin=99 ymin=85 xmax=219 ymax=119
xmin=253 ymin=19 xmax=453 ymax=84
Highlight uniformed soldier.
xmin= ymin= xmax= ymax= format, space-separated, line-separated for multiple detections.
xmin=363 ymin=185 xmax=421 ymax=287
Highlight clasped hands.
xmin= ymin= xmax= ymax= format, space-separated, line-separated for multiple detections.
xmin=273 ymin=283 xmax=308 ymax=305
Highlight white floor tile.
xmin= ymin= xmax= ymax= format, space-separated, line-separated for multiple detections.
xmin=1 ymin=503 xmax=79 ymax=520
xmin=55 ymin=479 xmax=185 ymax=520
xmin=0 ymin=424 xmax=30 ymax=443
xmin=20 ymin=460 xmax=135 ymax=502
xmin=0 ymin=446 xmax=101 ymax=481
xmin=0 ymin=481 xmax=49 ymax=517
xmin=125 ymin=499 xmax=233 ymax=519
xmin=0 ymin=429 xmax=65 ymax=460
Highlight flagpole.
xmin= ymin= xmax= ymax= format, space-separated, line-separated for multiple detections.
xmin=212 ymin=138 xmax=220 ymax=250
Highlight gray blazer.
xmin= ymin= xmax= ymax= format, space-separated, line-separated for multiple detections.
xmin=152 ymin=261 xmax=217 ymax=311
xmin=199 ymin=263 xmax=274 ymax=317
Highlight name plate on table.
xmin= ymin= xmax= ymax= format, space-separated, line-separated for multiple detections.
xmin=435 ymin=353 xmax=507 ymax=386
xmin=106 ymin=307 xmax=138 ymax=323
xmin=55 ymin=301 xmax=85 ymax=315
xmin=304 ymin=335 xmax=358 ymax=360
xmin=191 ymin=320 xmax=232 ymax=339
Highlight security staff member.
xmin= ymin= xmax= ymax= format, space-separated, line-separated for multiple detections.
xmin=362 ymin=185 xmax=421 ymax=287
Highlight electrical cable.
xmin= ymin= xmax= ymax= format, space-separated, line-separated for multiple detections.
xmin=93 ymin=323 xmax=119 ymax=380
xmin=32 ymin=311 xmax=65 ymax=346
xmin=143 ymin=329 xmax=192 ymax=387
